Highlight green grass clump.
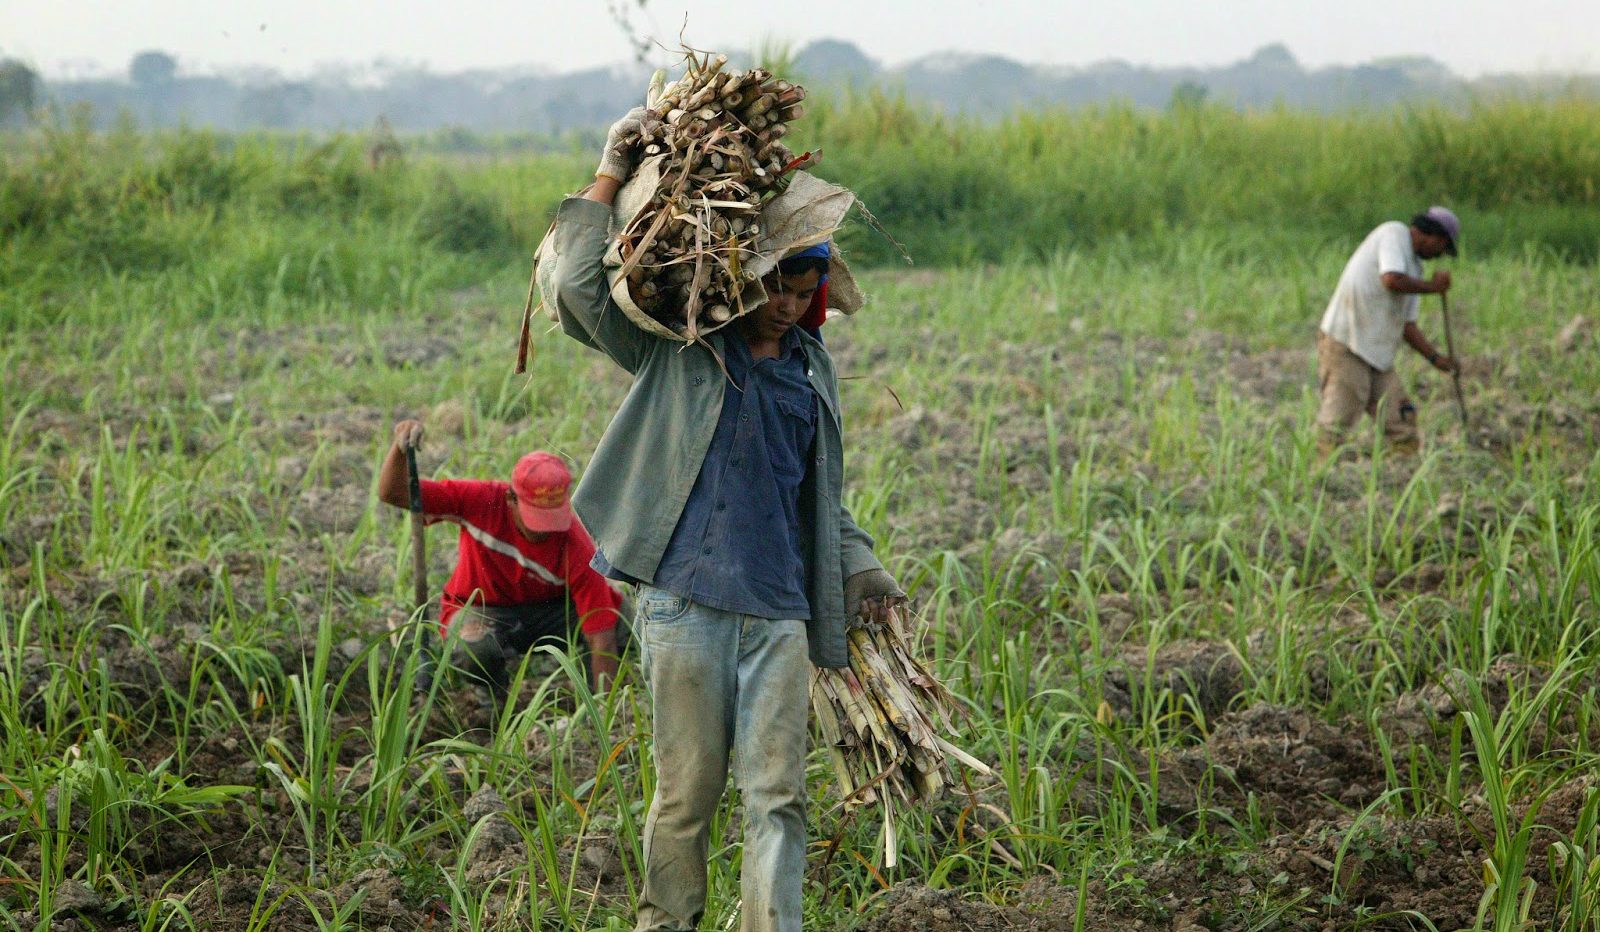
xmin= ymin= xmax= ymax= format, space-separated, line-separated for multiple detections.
xmin=0 ymin=116 xmax=582 ymax=329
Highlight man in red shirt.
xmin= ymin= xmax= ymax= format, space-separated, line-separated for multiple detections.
xmin=376 ymin=419 xmax=623 ymax=701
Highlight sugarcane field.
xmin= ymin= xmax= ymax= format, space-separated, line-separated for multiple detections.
xmin=7 ymin=11 xmax=1600 ymax=932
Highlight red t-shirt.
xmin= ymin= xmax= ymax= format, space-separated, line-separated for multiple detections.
xmin=420 ymin=478 xmax=620 ymax=635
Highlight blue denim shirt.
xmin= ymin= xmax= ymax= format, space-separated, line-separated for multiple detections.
xmin=596 ymin=328 xmax=818 ymax=619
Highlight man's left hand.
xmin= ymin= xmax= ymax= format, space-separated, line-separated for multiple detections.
xmin=845 ymin=569 xmax=907 ymax=624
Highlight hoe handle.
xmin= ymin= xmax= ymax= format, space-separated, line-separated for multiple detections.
xmin=405 ymin=446 xmax=430 ymax=626
xmin=1440 ymin=294 xmax=1469 ymax=435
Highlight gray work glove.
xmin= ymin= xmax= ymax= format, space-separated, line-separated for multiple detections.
xmin=596 ymin=106 xmax=650 ymax=184
xmin=844 ymin=569 xmax=906 ymax=624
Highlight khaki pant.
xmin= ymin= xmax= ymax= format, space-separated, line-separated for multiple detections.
xmin=1316 ymin=333 xmax=1419 ymax=454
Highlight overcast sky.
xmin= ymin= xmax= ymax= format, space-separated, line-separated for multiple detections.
xmin=5 ymin=0 xmax=1598 ymax=80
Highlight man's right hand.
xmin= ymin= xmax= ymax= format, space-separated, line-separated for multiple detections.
xmin=393 ymin=419 xmax=425 ymax=451
xmin=845 ymin=569 xmax=907 ymax=624
xmin=1430 ymin=271 xmax=1452 ymax=294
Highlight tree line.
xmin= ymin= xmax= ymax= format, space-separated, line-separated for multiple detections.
xmin=2 ymin=41 xmax=1597 ymax=137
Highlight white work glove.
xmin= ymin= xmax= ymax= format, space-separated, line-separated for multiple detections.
xmin=844 ymin=569 xmax=906 ymax=624
xmin=596 ymin=106 xmax=650 ymax=184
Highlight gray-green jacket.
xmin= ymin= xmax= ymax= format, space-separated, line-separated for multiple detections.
xmin=549 ymin=196 xmax=882 ymax=669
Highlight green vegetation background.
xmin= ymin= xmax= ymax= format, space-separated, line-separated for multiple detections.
xmin=4 ymin=94 xmax=1600 ymax=930
xmin=5 ymin=94 xmax=1600 ymax=332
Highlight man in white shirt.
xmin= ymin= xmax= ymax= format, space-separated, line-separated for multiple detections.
xmin=1317 ymin=207 xmax=1460 ymax=456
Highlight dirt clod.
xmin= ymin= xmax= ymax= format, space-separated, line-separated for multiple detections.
xmin=52 ymin=879 xmax=103 ymax=914
xmin=1162 ymin=703 xmax=1384 ymax=829
xmin=462 ymin=784 xmax=526 ymax=884
xmin=867 ymin=881 xmax=1025 ymax=931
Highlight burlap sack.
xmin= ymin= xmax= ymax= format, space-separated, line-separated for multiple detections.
xmin=533 ymin=163 xmax=864 ymax=343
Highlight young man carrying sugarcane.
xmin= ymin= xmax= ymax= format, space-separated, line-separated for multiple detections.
xmin=1316 ymin=207 xmax=1461 ymax=456
xmin=549 ymin=110 xmax=904 ymax=931
xmin=375 ymin=420 xmax=624 ymax=699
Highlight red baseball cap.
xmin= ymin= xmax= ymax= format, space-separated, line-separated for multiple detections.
xmin=511 ymin=452 xmax=574 ymax=533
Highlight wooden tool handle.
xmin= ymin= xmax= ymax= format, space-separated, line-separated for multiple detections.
xmin=1441 ymin=294 xmax=1469 ymax=433
xmin=405 ymin=446 xmax=429 ymax=619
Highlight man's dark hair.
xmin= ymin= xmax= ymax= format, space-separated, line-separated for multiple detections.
xmin=1411 ymin=213 xmax=1450 ymax=240
xmin=777 ymin=254 xmax=829 ymax=279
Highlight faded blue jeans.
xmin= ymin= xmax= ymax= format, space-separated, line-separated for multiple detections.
xmin=633 ymin=585 xmax=811 ymax=932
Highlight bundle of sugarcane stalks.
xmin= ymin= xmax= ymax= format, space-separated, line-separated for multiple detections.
xmin=610 ymin=50 xmax=814 ymax=335
xmin=811 ymin=606 xmax=994 ymax=868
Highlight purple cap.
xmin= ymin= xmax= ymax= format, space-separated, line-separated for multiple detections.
xmin=1424 ymin=206 xmax=1460 ymax=255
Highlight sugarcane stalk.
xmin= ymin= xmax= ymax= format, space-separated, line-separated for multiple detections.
xmin=857 ymin=627 xmax=934 ymax=745
xmin=811 ymin=679 xmax=843 ymax=743
xmin=607 ymin=48 xmax=814 ymax=333
xmin=834 ymin=671 xmax=886 ymax=749
xmin=883 ymin=795 xmax=899 ymax=869
xmin=848 ymin=633 xmax=910 ymax=732
xmin=819 ymin=677 xmax=864 ymax=744
xmin=811 ymin=603 xmax=996 ymax=868
xmin=934 ymin=735 xmax=995 ymax=775
xmin=827 ymin=745 xmax=858 ymax=804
